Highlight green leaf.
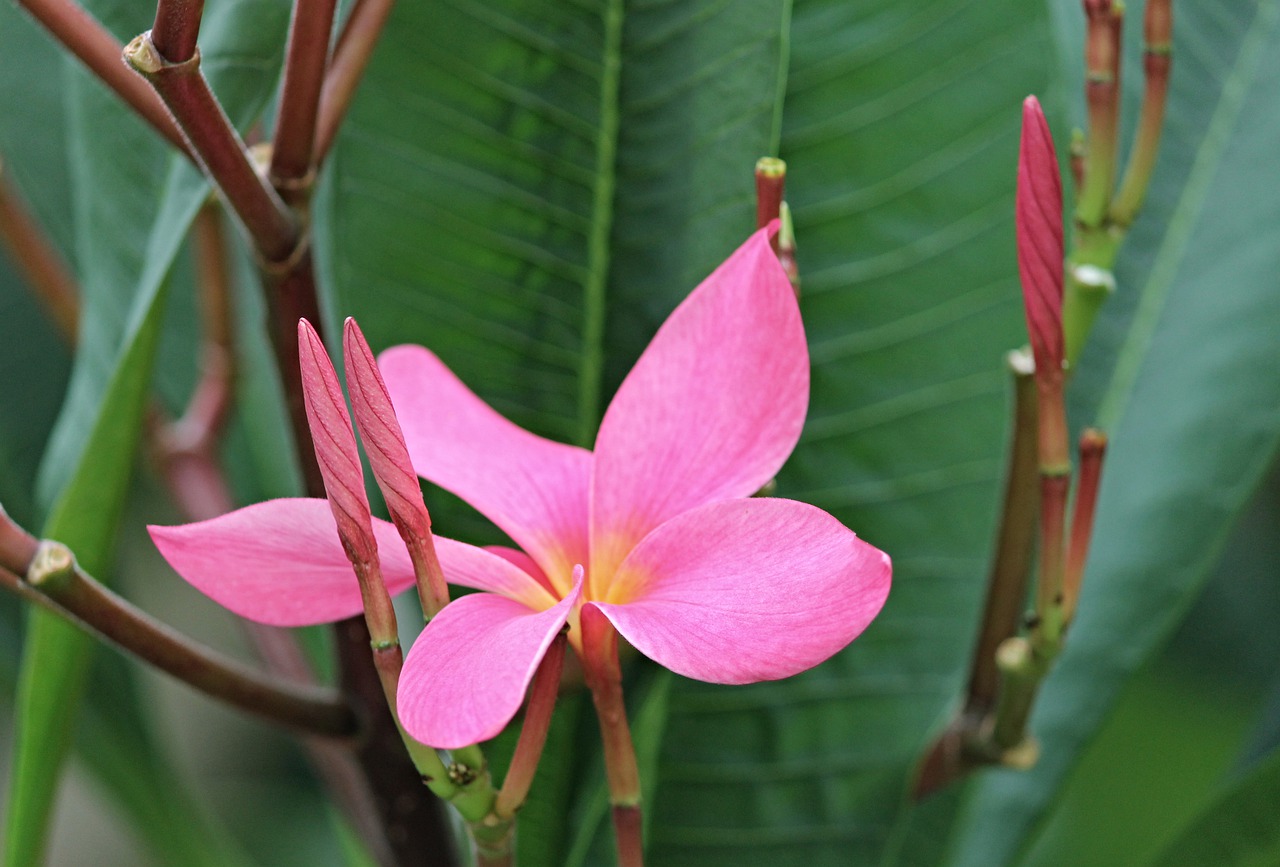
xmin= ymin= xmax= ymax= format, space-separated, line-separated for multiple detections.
xmin=646 ymin=2 xmax=1052 ymax=863
xmin=947 ymin=1 xmax=1280 ymax=863
xmin=3 ymin=1 xmax=290 ymax=862
xmin=316 ymin=5 xmax=789 ymax=859
xmin=1148 ymin=744 xmax=1280 ymax=867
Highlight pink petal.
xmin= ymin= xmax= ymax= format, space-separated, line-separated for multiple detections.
xmin=397 ymin=568 xmax=583 ymax=748
xmin=483 ymin=545 xmax=557 ymax=596
xmin=1016 ymin=96 xmax=1065 ymax=381
xmin=378 ymin=344 xmax=590 ymax=595
xmin=590 ymin=226 xmax=808 ymax=583
xmin=591 ymin=499 xmax=890 ymax=684
xmin=148 ymin=498 xmax=418 ymax=626
xmin=298 ymin=319 xmax=375 ymax=563
xmin=342 ymin=318 xmax=432 ymax=542
xmin=433 ymin=538 xmax=559 ymax=611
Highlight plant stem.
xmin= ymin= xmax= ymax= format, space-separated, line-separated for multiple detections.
xmin=124 ymin=32 xmax=300 ymax=263
xmin=754 ymin=157 xmax=785 ymax=235
xmin=150 ymin=0 xmax=205 ymax=64
xmin=582 ymin=607 xmax=644 ymax=867
xmin=495 ymin=633 xmax=567 ymax=820
xmin=0 ymin=164 xmax=79 ymax=342
xmin=1075 ymin=0 xmax=1122 ymax=229
xmin=314 ymin=0 xmax=397 ymax=162
xmin=15 ymin=0 xmax=190 ymax=156
xmin=913 ymin=352 xmax=1038 ymax=798
xmin=0 ymin=540 xmax=357 ymax=737
xmin=1110 ymin=0 xmax=1172 ymax=228
xmin=1063 ymin=429 xmax=1107 ymax=623
xmin=271 ymin=0 xmax=339 ymax=196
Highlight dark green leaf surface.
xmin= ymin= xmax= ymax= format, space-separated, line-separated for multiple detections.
xmin=1149 ymin=744 xmax=1280 ymax=867
xmin=948 ymin=1 xmax=1280 ymax=863
xmin=647 ymin=2 xmax=1050 ymax=863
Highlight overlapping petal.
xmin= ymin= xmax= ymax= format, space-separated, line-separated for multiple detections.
xmin=148 ymin=498 xmax=418 ymax=627
xmin=590 ymin=226 xmax=809 ymax=584
xmin=379 ymin=345 xmax=590 ymax=595
xmin=398 ymin=570 xmax=583 ymax=748
xmin=591 ymin=498 xmax=891 ymax=684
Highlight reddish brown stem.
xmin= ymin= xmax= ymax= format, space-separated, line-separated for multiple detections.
xmin=754 ymin=157 xmax=786 ymax=235
xmin=0 ymin=541 xmax=357 ymax=737
xmin=124 ymin=33 xmax=300 ymax=263
xmin=271 ymin=0 xmax=339 ymax=194
xmin=15 ymin=0 xmax=190 ymax=156
xmin=315 ymin=0 xmax=397 ymax=162
xmin=1064 ymin=429 xmax=1107 ymax=622
xmin=914 ymin=353 xmax=1038 ymax=798
xmin=1077 ymin=0 xmax=1123 ymax=227
xmin=150 ymin=0 xmax=205 ymax=63
xmin=495 ymin=633 xmax=567 ymax=819
xmin=0 ymin=165 xmax=79 ymax=342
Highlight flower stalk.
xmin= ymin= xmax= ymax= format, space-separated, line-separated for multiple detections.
xmin=582 ymin=606 xmax=644 ymax=867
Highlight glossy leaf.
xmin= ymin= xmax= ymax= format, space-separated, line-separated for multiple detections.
xmin=1148 ymin=744 xmax=1280 ymax=867
xmin=648 ymin=1 xmax=1051 ymax=862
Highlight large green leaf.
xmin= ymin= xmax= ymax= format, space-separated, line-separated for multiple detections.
xmin=947 ymin=1 xmax=1280 ymax=863
xmin=317 ymin=6 xmax=788 ymax=862
xmin=646 ymin=2 xmax=1051 ymax=864
xmin=3 ymin=0 xmax=290 ymax=862
xmin=1148 ymin=743 xmax=1280 ymax=867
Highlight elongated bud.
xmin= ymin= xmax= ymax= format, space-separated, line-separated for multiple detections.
xmin=298 ymin=319 xmax=375 ymax=562
xmin=1017 ymin=96 xmax=1065 ymax=384
xmin=343 ymin=318 xmax=450 ymax=617
xmin=298 ymin=319 xmax=399 ymax=643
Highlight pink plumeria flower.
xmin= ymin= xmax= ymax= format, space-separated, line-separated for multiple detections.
xmin=148 ymin=226 xmax=890 ymax=750
xmin=383 ymin=225 xmax=890 ymax=747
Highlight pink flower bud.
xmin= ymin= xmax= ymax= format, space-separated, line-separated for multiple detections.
xmin=298 ymin=319 xmax=376 ymax=565
xmin=344 ymin=318 xmax=449 ymax=615
xmin=1016 ymin=96 xmax=1065 ymax=386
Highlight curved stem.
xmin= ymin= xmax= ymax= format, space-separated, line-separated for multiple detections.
xmin=0 ymin=542 xmax=357 ymax=738
xmin=15 ymin=0 xmax=190 ymax=156
xmin=495 ymin=633 xmax=567 ymax=820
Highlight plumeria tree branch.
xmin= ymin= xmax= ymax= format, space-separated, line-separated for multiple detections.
xmin=0 ymin=520 xmax=358 ymax=737
xmin=13 ymin=0 xmax=191 ymax=156
xmin=315 ymin=0 xmax=397 ymax=162
xmin=0 ymin=161 xmax=79 ymax=342
xmin=270 ymin=0 xmax=338 ymax=196
xmin=150 ymin=0 xmax=205 ymax=64
xmin=123 ymin=32 xmax=300 ymax=263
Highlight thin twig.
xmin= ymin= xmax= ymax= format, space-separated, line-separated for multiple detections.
xmin=314 ymin=0 xmax=396 ymax=162
xmin=15 ymin=0 xmax=191 ymax=156
xmin=271 ymin=0 xmax=339 ymax=195
xmin=0 ymin=542 xmax=357 ymax=737
xmin=150 ymin=0 xmax=205 ymax=63
xmin=0 ymin=163 xmax=79 ymax=341
xmin=124 ymin=32 xmax=300 ymax=263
